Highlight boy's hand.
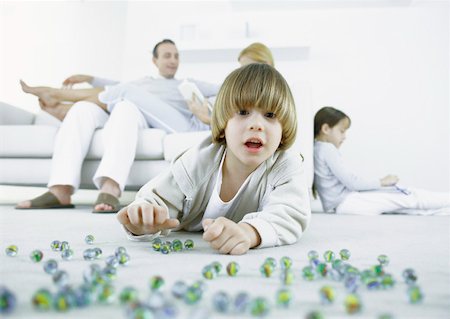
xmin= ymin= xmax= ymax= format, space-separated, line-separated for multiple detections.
xmin=202 ymin=217 xmax=261 ymax=255
xmin=116 ymin=202 xmax=180 ymax=235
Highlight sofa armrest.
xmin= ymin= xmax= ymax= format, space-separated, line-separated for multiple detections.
xmin=0 ymin=101 xmax=35 ymax=125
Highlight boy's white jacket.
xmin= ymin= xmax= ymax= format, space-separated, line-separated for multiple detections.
xmin=126 ymin=135 xmax=311 ymax=248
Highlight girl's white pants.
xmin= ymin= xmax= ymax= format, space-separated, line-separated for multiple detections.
xmin=336 ymin=188 xmax=450 ymax=215
xmin=48 ymin=100 xmax=148 ymax=192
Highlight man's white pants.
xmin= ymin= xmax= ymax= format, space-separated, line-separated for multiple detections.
xmin=336 ymin=188 xmax=450 ymax=215
xmin=48 ymin=100 xmax=148 ymax=192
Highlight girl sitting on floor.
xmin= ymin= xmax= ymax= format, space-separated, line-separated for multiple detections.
xmin=313 ymin=106 xmax=450 ymax=215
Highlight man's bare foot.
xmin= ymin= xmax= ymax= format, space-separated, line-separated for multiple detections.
xmin=20 ymin=80 xmax=59 ymax=107
xmin=16 ymin=185 xmax=72 ymax=208
xmin=39 ymin=99 xmax=73 ymax=121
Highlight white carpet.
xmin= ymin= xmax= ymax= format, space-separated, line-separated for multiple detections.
xmin=0 ymin=205 xmax=449 ymax=318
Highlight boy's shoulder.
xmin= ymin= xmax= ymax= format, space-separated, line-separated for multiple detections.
xmin=268 ymin=149 xmax=305 ymax=177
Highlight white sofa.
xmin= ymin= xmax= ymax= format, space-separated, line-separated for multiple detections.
xmin=0 ymin=84 xmax=314 ymax=191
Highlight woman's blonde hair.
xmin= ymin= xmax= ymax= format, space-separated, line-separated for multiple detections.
xmin=238 ymin=42 xmax=274 ymax=67
xmin=211 ymin=63 xmax=297 ymax=150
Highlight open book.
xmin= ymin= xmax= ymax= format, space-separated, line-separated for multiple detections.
xmin=178 ymin=80 xmax=212 ymax=112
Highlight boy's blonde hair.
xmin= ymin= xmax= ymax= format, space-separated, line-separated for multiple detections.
xmin=238 ymin=42 xmax=275 ymax=67
xmin=211 ymin=63 xmax=297 ymax=150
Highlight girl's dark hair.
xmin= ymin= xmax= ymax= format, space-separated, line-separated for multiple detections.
xmin=314 ymin=106 xmax=351 ymax=137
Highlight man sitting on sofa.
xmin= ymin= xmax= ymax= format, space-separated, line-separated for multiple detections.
xmin=16 ymin=39 xmax=220 ymax=213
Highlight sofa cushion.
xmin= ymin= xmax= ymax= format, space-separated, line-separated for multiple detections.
xmin=163 ymin=130 xmax=211 ymax=161
xmin=0 ymin=125 xmax=58 ymax=157
xmin=1 ymin=125 xmax=166 ymax=160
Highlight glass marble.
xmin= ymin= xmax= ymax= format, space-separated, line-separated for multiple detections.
xmin=402 ymin=268 xmax=417 ymax=285
xmin=328 ymin=268 xmax=343 ymax=282
xmin=302 ymin=266 xmax=316 ymax=281
xmin=74 ymin=284 xmax=94 ymax=308
xmin=305 ymin=311 xmax=325 ymax=319
xmin=377 ymin=254 xmax=389 ymax=266
xmin=344 ymin=276 xmax=359 ymax=293
xmin=366 ymin=277 xmax=381 ymax=290
xmin=52 ymin=270 xmax=69 ymax=287
xmin=316 ymin=263 xmax=328 ymax=277
xmin=53 ymin=287 xmax=76 ymax=312
xmin=30 ymin=249 xmax=44 ymax=263
xmin=97 ymin=284 xmax=115 ymax=303
xmin=250 ymin=297 xmax=270 ymax=317
xmin=183 ymin=286 xmax=202 ymax=305
xmin=260 ymin=262 xmax=274 ymax=278
xmin=380 ymin=274 xmax=396 ymax=289
xmin=171 ymin=281 xmax=188 ymax=299
xmin=50 ymin=240 xmax=62 ymax=251
xmin=61 ymin=249 xmax=74 ymax=261
xmin=234 ymin=292 xmax=250 ymax=313
xmin=60 ymin=241 xmax=70 ymax=251
xmin=125 ymin=302 xmax=154 ymax=319
xmin=323 ymin=250 xmax=335 ymax=263
xmin=339 ymin=249 xmax=351 ymax=261
xmin=191 ymin=280 xmax=206 ymax=294
xmin=264 ymin=257 xmax=277 ymax=269
xmin=160 ymin=244 xmax=171 ymax=255
xmin=117 ymin=253 xmax=130 ymax=266
xmin=106 ymin=255 xmax=119 ymax=268
xmin=152 ymin=238 xmax=162 ymax=251
xmin=172 ymin=239 xmax=183 ymax=252
xmin=319 ymin=285 xmax=336 ymax=304
xmin=307 ymin=250 xmax=319 ymax=261
xmin=83 ymin=264 xmax=102 ymax=285
xmin=85 ymin=234 xmax=95 ymax=245
xmin=202 ymin=265 xmax=216 ymax=280
xmin=211 ymin=261 xmax=222 ymax=274
xmin=184 ymin=239 xmax=194 ymax=249
xmin=0 ymin=286 xmax=16 ymax=314
xmin=276 ymin=288 xmax=292 ymax=308
xmin=407 ymin=285 xmax=424 ymax=304
xmin=344 ymin=294 xmax=362 ymax=314
xmin=102 ymin=265 xmax=117 ymax=281
xmin=5 ymin=245 xmax=18 ymax=257
xmin=280 ymin=269 xmax=294 ymax=285
xmin=115 ymin=246 xmax=127 ymax=256
xmin=83 ymin=248 xmax=97 ymax=261
xmin=32 ymin=288 xmax=53 ymax=311
xmin=93 ymin=247 xmax=102 ymax=258
xmin=280 ymin=256 xmax=293 ymax=270
xmin=43 ymin=259 xmax=58 ymax=275
xmin=332 ymin=259 xmax=343 ymax=270
xmin=226 ymin=262 xmax=239 ymax=277
xmin=150 ymin=275 xmax=165 ymax=291
xmin=371 ymin=265 xmax=384 ymax=276
xmin=212 ymin=291 xmax=231 ymax=313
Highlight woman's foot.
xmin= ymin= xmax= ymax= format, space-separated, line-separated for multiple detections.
xmin=38 ymin=99 xmax=72 ymax=121
xmin=20 ymin=80 xmax=59 ymax=108
xmin=16 ymin=185 xmax=72 ymax=208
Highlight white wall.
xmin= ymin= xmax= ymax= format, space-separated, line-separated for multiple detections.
xmin=1 ymin=1 xmax=449 ymax=192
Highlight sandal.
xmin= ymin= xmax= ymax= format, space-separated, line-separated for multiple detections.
xmin=92 ymin=192 xmax=120 ymax=214
xmin=15 ymin=191 xmax=75 ymax=209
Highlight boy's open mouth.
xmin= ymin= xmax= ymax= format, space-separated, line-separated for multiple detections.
xmin=245 ymin=138 xmax=263 ymax=149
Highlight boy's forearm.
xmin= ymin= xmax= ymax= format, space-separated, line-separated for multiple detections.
xmin=239 ymin=223 xmax=261 ymax=248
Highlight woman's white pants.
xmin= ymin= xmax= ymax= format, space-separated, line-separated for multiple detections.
xmin=47 ymin=100 xmax=148 ymax=192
